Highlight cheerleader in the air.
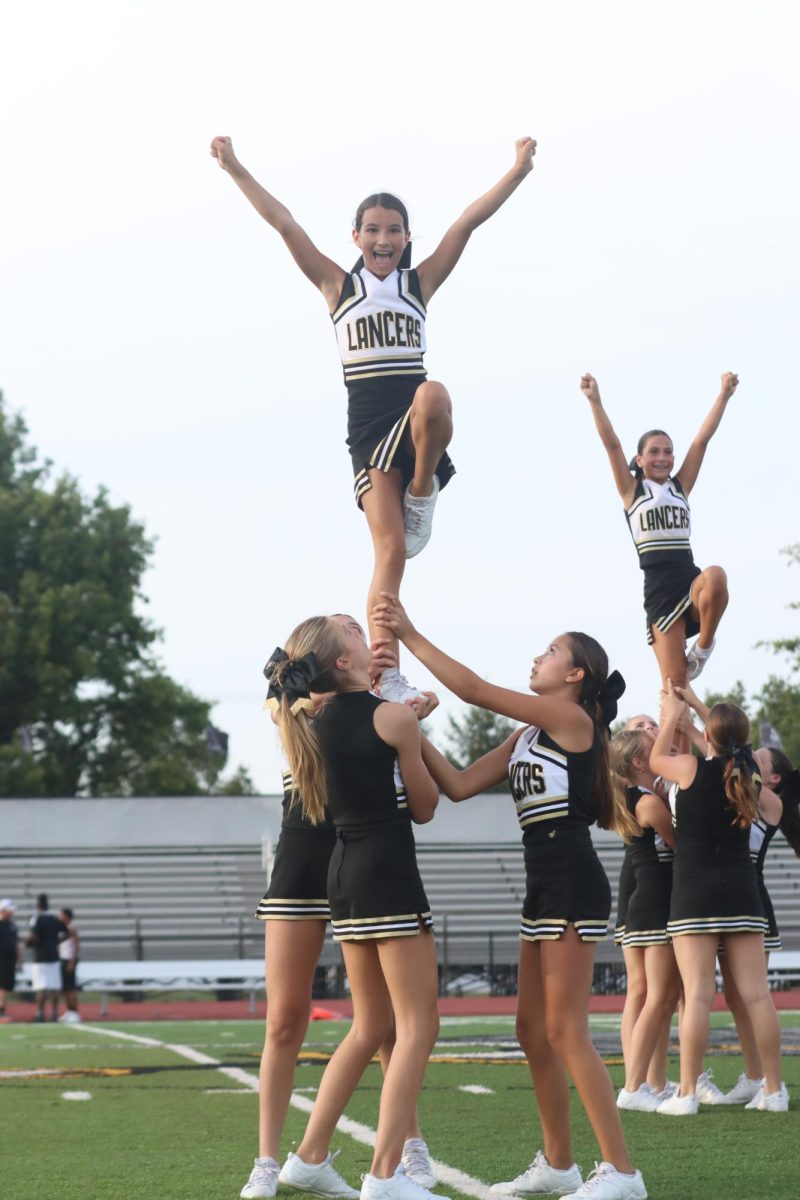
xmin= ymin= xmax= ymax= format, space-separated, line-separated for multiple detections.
xmin=580 ymin=372 xmax=738 ymax=688
xmin=211 ymin=134 xmax=536 ymax=703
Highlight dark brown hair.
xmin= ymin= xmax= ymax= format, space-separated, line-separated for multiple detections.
xmin=706 ymin=702 xmax=759 ymax=828
xmin=628 ymin=428 xmax=672 ymax=477
xmin=566 ymin=631 xmax=617 ymax=830
xmin=764 ymin=747 xmax=800 ymax=855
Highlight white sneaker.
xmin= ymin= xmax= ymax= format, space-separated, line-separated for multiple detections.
xmin=401 ymin=1140 xmax=436 ymax=1189
xmin=648 ymin=1082 xmax=678 ymax=1104
xmin=616 ymin=1084 xmax=660 ymax=1112
xmin=490 ymin=1150 xmax=582 ymax=1197
xmin=241 ymin=1158 xmax=281 ymax=1199
xmin=562 ymin=1163 xmax=646 ymax=1199
xmin=695 ymin=1069 xmax=726 ymax=1104
xmin=279 ymin=1152 xmax=360 ymax=1199
xmin=686 ymin=637 xmax=715 ymax=681
xmin=744 ymin=1085 xmax=764 ymax=1110
xmin=656 ymin=1092 xmax=699 ymax=1116
xmin=378 ymin=669 xmax=425 ymax=705
xmin=723 ymin=1073 xmax=763 ymax=1105
xmin=360 ymin=1165 xmax=447 ymax=1200
xmin=750 ymin=1082 xmax=789 ymax=1112
xmin=403 ymin=477 xmax=439 ymax=559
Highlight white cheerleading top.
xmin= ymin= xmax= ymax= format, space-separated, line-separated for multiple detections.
xmin=331 ymin=267 xmax=427 ymax=392
xmin=625 ymin=475 xmax=693 ymax=566
xmin=507 ymin=725 xmax=598 ymax=831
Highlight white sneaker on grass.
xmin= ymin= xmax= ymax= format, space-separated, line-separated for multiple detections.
xmin=656 ymin=1092 xmax=699 ymax=1116
xmin=695 ymin=1069 xmax=727 ymax=1104
xmin=616 ymin=1084 xmax=660 ymax=1112
xmin=379 ymin=669 xmax=425 ymax=705
xmin=403 ymin=477 xmax=439 ymax=559
xmin=723 ymin=1073 xmax=763 ymax=1104
xmin=748 ymin=1082 xmax=789 ymax=1112
xmin=360 ymin=1164 xmax=447 ymax=1200
xmin=648 ymin=1081 xmax=678 ymax=1104
xmin=241 ymin=1157 xmax=281 ymax=1199
xmin=279 ymin=1151 xmax=360 ymax=1199
xmin=489 ymin=1150 xmax=582 ymax=1197
xmin=401 ymin=1140 xmax=436 ymax=1189
xmin=686 ymin=637 xmax=715 ymax=681
xmin=562 ymin=1162 xmax=646 ymax=1199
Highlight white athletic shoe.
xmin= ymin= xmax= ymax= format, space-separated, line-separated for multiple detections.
xmin=59 ymin=1009 xmax=81 ymax=1024
xmin=378 ymin=669 xmax=425 ymax=705
xmin=360 ymin=1164 xmax=447 ymax=1200
xmin=723 ymin=1073 xmax=764 ymax=1105
xmin=648 ymin=1082 xmax=678 ymax=1104
xmin=748 ymin=1082 xmax=789 ymax=1112
xmin=686 ymin=637 xmax=715 ymax=682
xmin=403 ymin=477 xmax=439 ymax=559
xmin=695 ymin=1069 xmax=727 ymax=1104
xmin=279 ymin=1152 xmax=360 ymax=1199
xmin=656 ymin=1092 xmax=699 ymax=1116
xmin=241 ymin=1157 xmax=281 ymax=1199
xmin=401 ymin=1140 xmax=436 ymax=1189
xmin=616 ymin=1084 xmax=660 ymax=1112
xmin=489 ymin=1150 xmax=582 ymax=1197
xmin=562 ymin=1163 xmax=646 ymax=1199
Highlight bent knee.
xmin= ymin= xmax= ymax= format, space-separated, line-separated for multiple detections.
xmin=412 ymin=381 xmax=452 ymax=421
xmin=702 ymin=565 xmax=728 ymax=593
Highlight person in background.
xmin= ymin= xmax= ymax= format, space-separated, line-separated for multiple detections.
xmin=26 ymin=893 xmax=67 ymax=1023
xmin=58 ymin=907 xmax=81 ymax=1024
xmin=0 ymin=899 xmax=21 ymax=1021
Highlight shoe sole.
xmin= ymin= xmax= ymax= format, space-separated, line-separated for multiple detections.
xmin=280 ymin=1183 xmax=358 ymax=1200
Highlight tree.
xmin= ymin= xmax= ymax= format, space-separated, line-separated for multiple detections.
xmin=442 ymin=705 xmax=516 ymax=792
xmin=0 ymin=394 xmax=253 ymax=797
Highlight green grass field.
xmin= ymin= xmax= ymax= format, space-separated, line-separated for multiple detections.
xmin=1 ymin=1014 xmax=798 ymax=1200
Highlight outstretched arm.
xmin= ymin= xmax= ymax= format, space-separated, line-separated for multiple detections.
xmin=580 ymin=374 xmax=636 ymax=505
xmin=650 ymin=681 xmax=698 ymax=787
xmin=675 ymin=372 xmax=739 ymax=494
xmin=210 ymin=136 xmax=346 ymax=311
xmin=416 ymin=137 xmax=536 ymax=303
xmin=421 ymin=731 xmax=518 ymax=802
xmin=371 ymin=595 xmax=594 ymax=753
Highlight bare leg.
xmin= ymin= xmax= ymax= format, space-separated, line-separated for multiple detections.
xmin=541 ymin=929 xmax=633 ymax=1173
xmin=689 ymin=566 xmax=729 ymax=651
xmin=671 ymin=934 xmax=718 ymax=1094
xmin=620 ymin=945 xmax=646 ymax=1073
xmin=370 ymin=933 xmax=439 ymax=1177
xmin=257 ymin=920 xmax=326 ymax=1160
xmin=624 ymin=945 xmax=680 ymax=1091
xmin=377 ymin=1037 xmax=424 ymax=1141
xmin=651 ymin=620 xmax=689 ymax=690
xmin=408 ymin=381 xmax=452 ymax=498
xmin=516 ymin=939 xmax=573 ymax=1170
xmin=720 ymin=953 xmax=763 ymax=1080
xmin=722 ymin=934 xmax=781 ymax=1094
xmin=646 ymin=1011 xmax=675 ymax=1092
xmin=361 ymin=469 xmax=406 ymax=659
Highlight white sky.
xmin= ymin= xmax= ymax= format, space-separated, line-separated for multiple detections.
xmin=2 ymin=1 xmax=799 ymax=792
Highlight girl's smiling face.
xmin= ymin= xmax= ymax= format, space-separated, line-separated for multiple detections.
xmin=636 ymin=434 xmax=675 ymax=483
xmin=352 ymin=206 xmax=410 ymax=277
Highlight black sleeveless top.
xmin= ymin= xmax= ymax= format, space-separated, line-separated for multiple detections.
xmin=315 ymin=691 xmax=409 ymax=830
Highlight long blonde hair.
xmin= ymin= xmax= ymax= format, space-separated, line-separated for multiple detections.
xmin=267 ymin=616 xmax=345 ymax=825
xmin=705 ymin=702 xmax=759 ymax=829
xmin=610 ymin=729 xmax=652 ymax=843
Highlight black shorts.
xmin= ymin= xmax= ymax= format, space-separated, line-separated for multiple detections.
xmin=622 ymin=862 xmax=674 ymax=947
xmin=0 ymin=961 xmax=16 ymax=991
xmin=327 ymin=821 xmax=432 ymax=941
xmin=348 ymin=376 xmax=455 ymax=509
xmin=668 ymin=852 xmax=766 ymax=937
xmin=759 ymin=877 xmax=781 ymax=952
xmin=614 ymin=850 xmax=635 ymax=944
xmin=643 ymin=559 xmax=702 ymax=646
xmin=60 ymin=960 xmax=78 ymax=991
xmin=520 ymin=825 xmax=611 ymax=943
xmin=255 ymin=825 xmax=336 ymax=921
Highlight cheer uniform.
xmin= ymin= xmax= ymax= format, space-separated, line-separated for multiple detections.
xmin=621 ymin=786 xmax=674 ymax=948
xmin=255 ymin=767 xmax=335 ymax=922
xmin=625 ymin=474 xmax=702 ymax=645
xmin=667 ymin=757 xmax=766 ymax=938
xmin=614 ymin=848 xmax=635 ymax=945
xmin=315 ymin=691 xmax=432 ymax=942
xmin=509 ymin=725 xmax=611 ymax=943
xmin=751 ymin=818 xmax=781 ymax=952
xmin=331 ymin=266 xmax=455 ymax=508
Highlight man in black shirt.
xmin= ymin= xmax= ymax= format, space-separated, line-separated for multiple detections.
xmin=26 ymin=894 xmax=67 ymax=1023
xmin=0 ymin=899 xmax=20 ymax=1020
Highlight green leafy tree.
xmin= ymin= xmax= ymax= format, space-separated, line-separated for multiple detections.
xmin=0 ymin=394 xmax=253 ymax=797
xmin=443 ymin=705 xmax=516 ymax=792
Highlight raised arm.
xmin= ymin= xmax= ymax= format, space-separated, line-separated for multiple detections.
xmin=210 ymin=136 xmax=346 ymax=311
xmin=415 ymin=137 xmax=536 ymax=304
xmin=650 ymin=681 xmax=697 ymax=787
xmin=373 ymin=702 xmax=439 ymax=824
xmin=421 ymin=730 xmax=518 ymax=802
xmin=372 ymin=596 xmax=593 ymax=752
xmin=580 ymin=374 xmax=636 ymax=505
xmin=675 ymin=372 xmax=739 ymax=494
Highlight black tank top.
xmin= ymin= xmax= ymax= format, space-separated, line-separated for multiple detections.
xmin=315 ymin=691 xmax=409 ymax=830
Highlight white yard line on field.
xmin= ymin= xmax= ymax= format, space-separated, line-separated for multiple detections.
xmin=76 ymin=1024 xmax=493 ymax=1200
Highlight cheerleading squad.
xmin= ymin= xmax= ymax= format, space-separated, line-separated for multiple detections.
xmin=209 ymin=136 xmax=795 ymax=1200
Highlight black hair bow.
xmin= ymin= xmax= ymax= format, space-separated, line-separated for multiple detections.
xmin=729 ymin=742 xmax=758 ymax=777
xmin=263 ymin=647 xmax=320 ymax=717
xmin=598 ymin=669 xmax=626 ymax=728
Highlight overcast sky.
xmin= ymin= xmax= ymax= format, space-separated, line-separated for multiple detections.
xmin=2 ymin=1 xmax=799 ymax=793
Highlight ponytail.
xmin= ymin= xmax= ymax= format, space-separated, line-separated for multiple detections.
xmin=706 ymin=703 xmax=759 ymax=828
xmin=566 ymin=632 xmax=626 ymax=830
xmin=610 ymin=730 xmax=652 ymax=842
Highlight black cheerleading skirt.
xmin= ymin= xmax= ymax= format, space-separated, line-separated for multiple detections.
xmin=255 ymin=825 xmax=336 ymax=921
xmin=520 ymin=824 xmax=611 ymax=943
xmin=347 ymin=376 xmax=455 ymax=509
xmin=327 ymin=821 xmax=433 ymax=942
xmin=667 ymin=851 xmax=766 ymax=938
xmin=614 ymin=849 xmax=635 ymax=944
xmin=760 ymin=876 xmax=782 ymax=952
xmin=622 ymin=861 xmax=674 ymax=947
xmin=643 ymin=559 xmax=702 ymax=646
